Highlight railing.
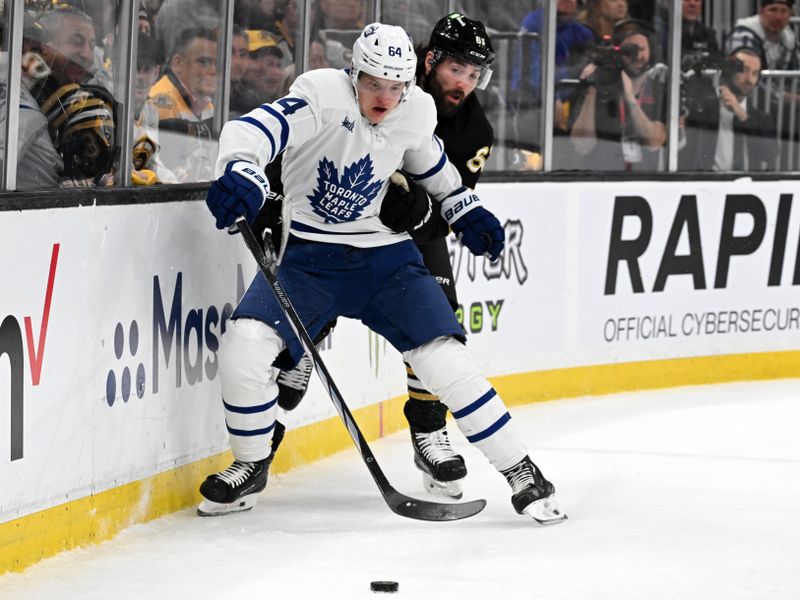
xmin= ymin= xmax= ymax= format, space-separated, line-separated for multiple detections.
xmin=754 ymin=71 xmax=800 ymax=171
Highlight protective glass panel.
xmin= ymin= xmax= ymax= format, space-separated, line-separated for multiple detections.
xmin=381 ymin=0 xmax=448 ymax=48
xmin=448 ymin=2 xmax=549 ymax=172
xmin=308 ymin=0 xmax=375 ymax=71
xmin=552 ymin=1 xmax=669 ymax=172
xmin=681 ymin=0 xmax=796 ymax=173
xmin=0 ymin=5 xmax=10 ymax=190
xmin=134 ymin=0 xmax=225 ymax=184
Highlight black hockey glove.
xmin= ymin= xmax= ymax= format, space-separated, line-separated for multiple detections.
xmin=252 ymin=190 xmax=290 ymax=261
xmin=379 ymin=171 xmax=432 ymax=233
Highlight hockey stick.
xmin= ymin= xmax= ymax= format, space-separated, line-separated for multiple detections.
xmin=234 ymin=217 xmax=486 ymax=522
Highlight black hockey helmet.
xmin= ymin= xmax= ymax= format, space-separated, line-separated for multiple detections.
xmin=41 ymin=83 xmax=117 ymax=179
xmin=427 ymin=13 xmax=494 ymax=89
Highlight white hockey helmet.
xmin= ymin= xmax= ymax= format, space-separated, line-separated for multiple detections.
xmin=350 ymin=23 xmax=417 ymax=102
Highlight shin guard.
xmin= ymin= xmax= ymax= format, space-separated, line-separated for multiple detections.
xmin=404 ymin=337 xmax=526 ymax=471
xmin=219 ymin=318 xmax=284 ymax=462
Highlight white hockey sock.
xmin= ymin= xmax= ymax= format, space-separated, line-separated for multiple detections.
xmin=219 ymin=318 xmax=284 ymax=462
xmin=404 ymin=337 xmax=526 ymax=471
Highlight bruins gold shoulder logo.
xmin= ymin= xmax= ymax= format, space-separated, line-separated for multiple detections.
xmin=151 ymin=94 xmax=175 ymax=109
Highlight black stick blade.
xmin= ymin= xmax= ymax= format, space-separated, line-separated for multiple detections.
xmin=388 ymin=492 xmax=487 ymax=522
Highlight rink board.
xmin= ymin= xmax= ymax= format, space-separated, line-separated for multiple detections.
xmin=2 ymin=179 xmax=800 ymax=573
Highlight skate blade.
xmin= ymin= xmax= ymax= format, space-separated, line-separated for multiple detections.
xmin=422 ymin=472 xmax=464 ymax=500
xmin=522 ymin=495 xmax=568 ymax=525
xmin=196 ymin=494 xmax=258 ymax=517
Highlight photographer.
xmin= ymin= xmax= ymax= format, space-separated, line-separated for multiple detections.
xmin=570 ymin=20 xmax=667 ymax=171
xmin=679 ymin=48 xmax=777 ymax=171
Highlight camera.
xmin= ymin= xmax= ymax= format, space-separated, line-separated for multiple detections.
xmin=681 ymin=51 xmax=744 ymax=81
xmin=586 ymin=38 xmax=640 ymax=101
xmin=680 ymin=51 xmax=745 ymax=116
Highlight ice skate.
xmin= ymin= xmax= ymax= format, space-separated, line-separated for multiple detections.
xmin=411 ymin=426 xmax=467 ymax=499
xmin=197 ymin=423 xmax=286 ymax=516
xmin=276 ymin=353 xmax=313 ymax=411
xmin=501 ymin=456 xmax=567 ymax=525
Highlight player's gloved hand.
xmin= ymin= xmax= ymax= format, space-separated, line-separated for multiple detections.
xmin=379 ymin=171 xmax=432 ymax=233
xmin=206 ymin=161 xmax=270 ymax=229
xmin=252 ymin=190 xmax=290 ymax=261
xmin=442 ymin=189 xmax=505 ymax=261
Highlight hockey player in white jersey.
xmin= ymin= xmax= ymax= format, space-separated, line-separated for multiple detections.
xmin=199 ymin=22 xmax=566 ymax=524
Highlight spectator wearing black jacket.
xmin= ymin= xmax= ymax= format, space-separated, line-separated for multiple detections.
xmin=679 ymin=48 xmax=778 ymax=171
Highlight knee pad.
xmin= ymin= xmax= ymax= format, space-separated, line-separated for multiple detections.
xmin=219 ymin=318 xmax=285 ymax=461
xmin=404 ymin=337 xmax=489 ymax=409
xmin=220 ymin=318 xmax=285 ymax=397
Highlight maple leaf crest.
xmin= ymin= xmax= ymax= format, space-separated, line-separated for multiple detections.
xmin=307 ymin=155 xmax=384 ymax=224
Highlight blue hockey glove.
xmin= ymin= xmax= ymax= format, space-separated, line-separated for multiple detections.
xmin=442 ymin=189 xmax=505 ymax=261
xmin=206 ymin=161 xmax=270 ymax=229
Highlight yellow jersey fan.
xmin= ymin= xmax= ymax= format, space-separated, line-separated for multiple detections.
xmin=40 ymin=83 xmax=116 ymax=180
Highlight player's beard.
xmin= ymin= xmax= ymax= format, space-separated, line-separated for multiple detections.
xmin=425 ymin=71 xmax=466 ymax=117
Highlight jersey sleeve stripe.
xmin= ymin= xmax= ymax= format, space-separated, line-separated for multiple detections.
xmin=407 ymin=151 xmax=447 ymax=181
xmin=238 ymin=116 xmax=277 ymax=161
xmin=256 ymin=104 xmax=290 ymax=154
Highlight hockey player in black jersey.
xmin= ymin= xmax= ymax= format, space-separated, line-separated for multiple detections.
xmin=397 ymin=12 xmax=497 ymax=499
xmin=226 ymin=14 xmax=561 ymax=516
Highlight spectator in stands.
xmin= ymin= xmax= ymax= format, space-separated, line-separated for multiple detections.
xmin=311 ymin=0 xmax=365 ymax=33
xmin=246 ymin=0 xmax=280 ymax=31
xmin=309 ymin=0 xmax=366 ymax=67
xmin=308 ymin=34 xmax=332 ymax=70
xmin=512 ymin=0 xmax=594 ymax=131
xmin=229 ymin=26 xmax=263 ymax=119
xmin=242 ymin=0 xmax=295 ymax=60
xmin=37 ymin=7 xmax=97 ymax=75
xmin=145 ymin=27 xmax=217 ymax=181
xmin=1 ymin=20 xmax=64 ymax=189
xmin=679 ymin=0 xmax=719 ymax=57
xmin=275 ymin=0 xmax=299 ymax=61
xmin=582 ymin=0 xmax=629 ymax=41
xmin=31 ymin=7 xmax=117 ymax=186
xmin=680 ymin=47 xmax=777 ymax=171
xmin=244 ymin=29 xmax=288 ymax=102
xmin=570 ymin=19 xmax=667 ymax=170
xmin=154 ymin=0 xmax=219 ymax=61
xmin=724 ymin=0 xmax=799 ymax=71
xmin=653 ymin=0 xmax=719 ymax=62
xmin=132 ymin=33 xmax=176 ymax=185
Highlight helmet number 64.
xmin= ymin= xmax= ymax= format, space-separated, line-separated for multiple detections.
xmin=388 ymin=46 xmax=402 ymax=57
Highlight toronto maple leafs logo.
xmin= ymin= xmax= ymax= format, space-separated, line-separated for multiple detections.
xmin=307 ymin=155 xmax=384 ymax=223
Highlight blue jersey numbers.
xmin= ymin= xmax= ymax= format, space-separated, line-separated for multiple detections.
xmin=276 ymin=97 xmax=308 ymax=116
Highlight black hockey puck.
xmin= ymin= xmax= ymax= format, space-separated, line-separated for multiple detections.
xmin=370 ymin=581 xmax=399 ymax=593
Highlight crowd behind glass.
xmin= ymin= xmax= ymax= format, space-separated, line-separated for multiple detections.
xmin=0 ymin=0 xmax=798 ymax=192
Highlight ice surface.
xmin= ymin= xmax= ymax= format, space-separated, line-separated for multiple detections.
xmin=2 ymin=380 xmax=799 ymax=600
